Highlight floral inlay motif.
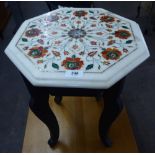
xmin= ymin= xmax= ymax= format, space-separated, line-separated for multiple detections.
xmin=16 ymin=8 xmax=137 ymax=73
xmin=28 ymin=46 xmax=48 ymax=58
xmin=68 ymin=29 xmax=86 ymax=39
xmin=102 ymin=48 xmax=122 ymax=60
xmin=100 ymin=15 xmax=115 ymax=22
xmin=62 ymin=55 xmax=84 ymax=70
xmin=25 ymin=28 xmax=41 ymax=37
xmin=73 ymin=10 xmax=88 ymax=17
xmin=115 ymin=29 xmax=131 ymax=39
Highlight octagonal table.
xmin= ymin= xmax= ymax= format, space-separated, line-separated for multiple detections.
xmin=5 ymin=8 xmax=149 ymax=147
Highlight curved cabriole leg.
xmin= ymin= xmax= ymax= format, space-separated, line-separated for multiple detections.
xmin=22 ymin=77 xmax=59 ymax=147
xmin=29 ymin=95 xmax=59 ymax=147
xmin=99 ymin=78 xmax=125 ymax=147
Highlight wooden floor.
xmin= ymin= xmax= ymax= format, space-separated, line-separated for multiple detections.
xmin=22 ymin=96 xmax=138 ymax=153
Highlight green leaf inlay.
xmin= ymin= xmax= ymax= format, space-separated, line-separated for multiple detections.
xmin=22 ymin=38 xmax=28 ymax=42
xmin=72 ymin=55 xmax=76 ymax=59
xmin=126 ymin=40 xmax=133 ymax=44
xmin=122 ymin=26 xmax=129 ymax=29
xmin=29 ymin=25 xmax=36 ymax=28
xmin=89 ymin=10 xmax=94 ymax=13
xmin=86 ymin=64 xmax=93 ymax=70
xmin=66 ymin=10 xmax=71 ymax=13
xmin=52 ymin=63 xmax=59 ymax=70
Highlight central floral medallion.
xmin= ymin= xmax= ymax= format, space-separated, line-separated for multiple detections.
xmin=68 ymin=29 xmax=87 ymax=39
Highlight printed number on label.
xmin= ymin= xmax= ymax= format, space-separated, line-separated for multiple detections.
xmin=65 ymin=70 xmax=83 ymax=78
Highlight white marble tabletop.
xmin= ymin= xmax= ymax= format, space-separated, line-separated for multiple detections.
xmin=5 ymin=8 xmax=150 ymax=89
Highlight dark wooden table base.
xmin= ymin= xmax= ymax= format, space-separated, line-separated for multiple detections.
xmin=22 ymin=75 xmax=125 ymax=147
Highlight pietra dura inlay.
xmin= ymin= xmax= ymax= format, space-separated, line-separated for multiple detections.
xmin=16 ymin=9 xmax=137 ymax=73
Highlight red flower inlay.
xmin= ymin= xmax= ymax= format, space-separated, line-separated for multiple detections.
xmin=115 ymin=29 xmax=131 ymax=39
xmin=100 ymin=16 xmax=115 ymax=23
xmin=28 ymin=46 xmax=48 ymax=58
xmin=73 ymin=11 xmax=88 ymax=17
xmin=62 ymin=57 xmax=84 ymax=70
xmin=102 ymin=48 xmax=122 ymax=60
xmin=25 ymin=28 xmax=41 ymax=37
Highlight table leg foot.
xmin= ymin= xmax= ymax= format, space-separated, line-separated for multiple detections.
xmin=101 ymin=136 xmax=112 ymax=147
xmin=29 ymin=96 xmax=59 ymax=146
xmin=48 ymin=138 xmax=58 ymax=148
xmin=99 ymin=78 xmax=125 ymax=147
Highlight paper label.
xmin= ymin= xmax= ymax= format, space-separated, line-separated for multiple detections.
xmin=65 ymin=70 xmax=84 ymax=78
